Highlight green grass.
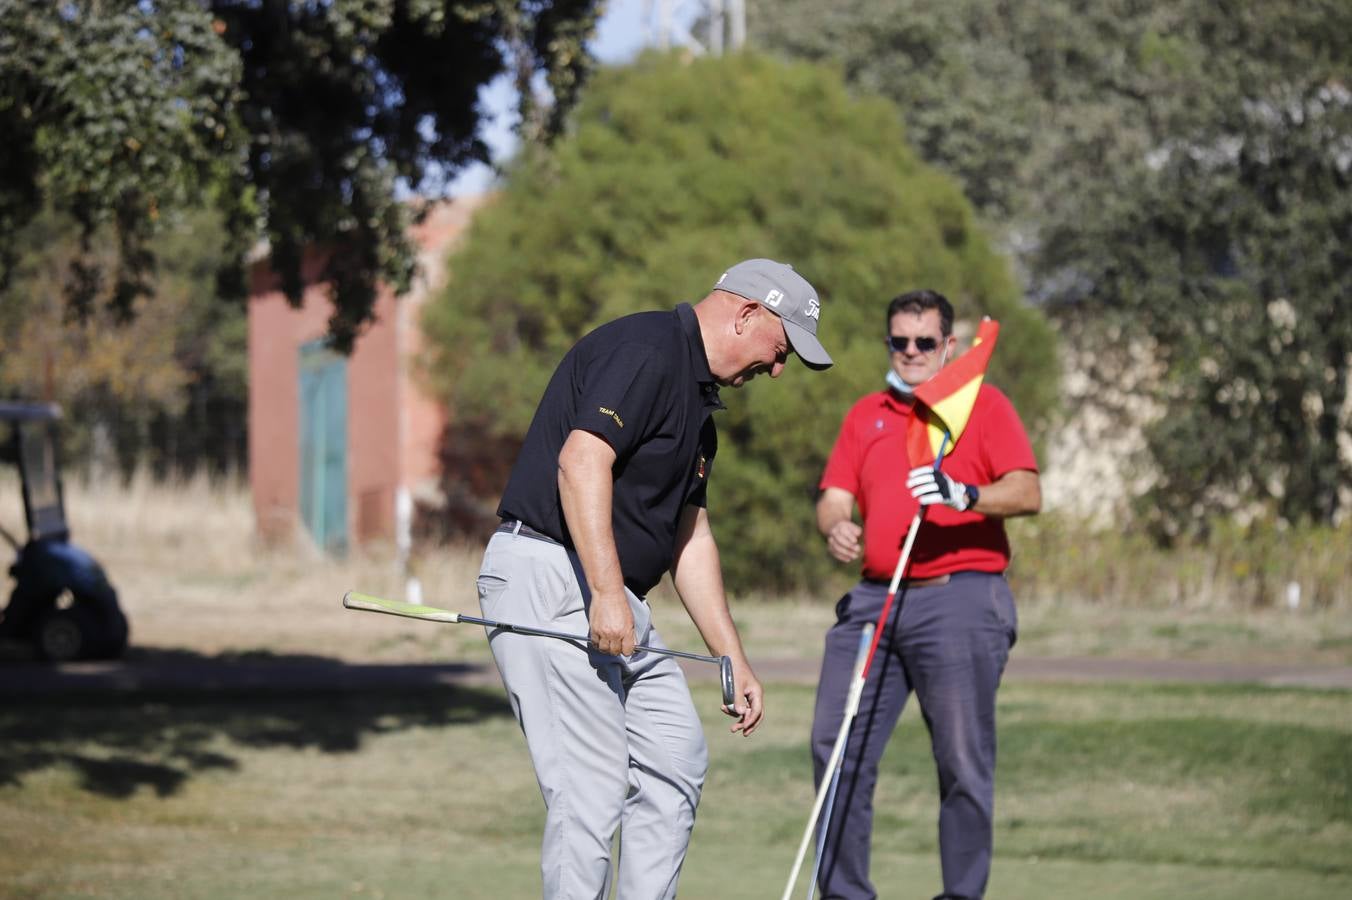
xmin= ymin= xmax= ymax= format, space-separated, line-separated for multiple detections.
xmin=2 ymin=680 xmax=1349 ymax=898
xmin=655 ymin=595 xmax=1352 ymax=667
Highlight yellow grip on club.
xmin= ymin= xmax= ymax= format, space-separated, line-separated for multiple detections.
xmin=342 ymin=591 xmax=462 ymax=624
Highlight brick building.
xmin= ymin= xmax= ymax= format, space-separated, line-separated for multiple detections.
xmin=247 ymin=196 xmax=487 ymax=554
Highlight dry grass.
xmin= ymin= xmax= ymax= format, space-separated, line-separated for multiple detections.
xmin=1 ymin=470 xmax=489 ymax=664
xmin=3 ymin=472 xmax=1350 ymax=667
xmin=1007 ymin=512 xmax=1352 ymax=610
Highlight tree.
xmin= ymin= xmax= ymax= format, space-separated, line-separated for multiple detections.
xmin=1040 ymin=3 xmax=1352 ymax=536
xmin=0 ymin=0 xmax=601 ymax=351
xmin=745 ymin=0 xmax=1171 ymax=226
xmin=0 ymin=207 xmax=248 ymax=477
xmin=423 ymin=52 xmax=1059 ymax=590
xmin=1 ymin=1 xmax=244 ymax=322
xmin=749 ymin=0 xmax=1352 ymax=532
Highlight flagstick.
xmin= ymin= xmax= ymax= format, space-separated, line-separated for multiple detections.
xmin=783 ymin=435 xmax=950 ymax=900
xmin=781 ymin=510 xmax=924 ymax=900
xmin=805 ymin=623 xmax=875 ymax=899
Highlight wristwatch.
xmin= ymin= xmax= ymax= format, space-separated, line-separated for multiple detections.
xmin=964 ymin=483 xmax=980 ymax=509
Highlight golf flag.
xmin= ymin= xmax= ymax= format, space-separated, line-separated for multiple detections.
xmin=906 ymin=317 xmax=1000 ymax=466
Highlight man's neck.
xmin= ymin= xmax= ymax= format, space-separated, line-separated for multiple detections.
xmin=693 ymin=294 xmax=735 ymax=381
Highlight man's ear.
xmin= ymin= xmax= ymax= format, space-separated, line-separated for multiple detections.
xmin=734 ymin=300 xmax=759 ymax=335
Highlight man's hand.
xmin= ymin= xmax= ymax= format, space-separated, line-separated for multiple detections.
xmin=907 ymin=465 xmax=973 ymax=512
xmin=588 ymin=590 xmax=636 ymax=656
xmin=723 ymin=659 xmax=764 ymax=736
xmin=824 ymin=519 xmax=863 ymax=563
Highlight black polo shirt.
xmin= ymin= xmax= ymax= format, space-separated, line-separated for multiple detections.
xmin=498 ymin=303 xmax=724 ymax=596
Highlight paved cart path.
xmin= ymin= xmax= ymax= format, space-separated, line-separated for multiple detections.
xmin=3 ymin=652 xmax=1350 ymax=697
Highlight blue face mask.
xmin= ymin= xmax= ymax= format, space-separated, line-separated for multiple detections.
xmin=885 ymin=369 xmax=915 ymax=396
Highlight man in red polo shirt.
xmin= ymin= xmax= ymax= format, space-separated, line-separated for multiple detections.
xmin=810 ymin=289 xmax=1041 ymax=900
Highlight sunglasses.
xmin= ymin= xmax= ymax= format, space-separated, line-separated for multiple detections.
xmin=886 ymin=335 xmax=941 ymax=354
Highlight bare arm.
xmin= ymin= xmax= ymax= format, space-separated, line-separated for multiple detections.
xmin=557 ymin=429 xmax=634 ymax=656
xmin=969 ymin=469 xmax=1041 ymax=518
xmin=816 ymin=486 xmax=862 ymax=564
xmin=670 ymin=504 xmax=764 ymax=736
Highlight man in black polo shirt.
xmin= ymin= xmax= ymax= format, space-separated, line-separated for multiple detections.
xmin=479 ymin=259 xmax=832 ymax=899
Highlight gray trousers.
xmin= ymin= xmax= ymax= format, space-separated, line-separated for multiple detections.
xmin=477 ymin=530 xmax=708 ymax=900
xmin=810 ymin=574 xmax=1017 ymax=900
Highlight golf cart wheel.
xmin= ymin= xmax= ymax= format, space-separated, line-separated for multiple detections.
xmin=37 ymin=605 xmax=100 ymax=662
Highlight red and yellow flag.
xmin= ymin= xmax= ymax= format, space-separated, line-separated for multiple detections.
xmin=906 ymin=318 xmax=1000 ymax=467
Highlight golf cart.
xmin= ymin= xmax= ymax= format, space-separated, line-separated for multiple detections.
xmin=0 ymin=402 xmax=128 ymax=661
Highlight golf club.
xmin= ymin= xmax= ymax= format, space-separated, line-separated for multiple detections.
xmin=342 ymin=591 xmax=737 ymax=709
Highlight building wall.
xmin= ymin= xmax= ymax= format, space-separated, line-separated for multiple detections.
xmin=248 ymin=196 xmax=489 ymax=550
xmin=248 ymin=250 xmax=336 ymax=544
xmin=347 ymin=288 xmax=401 ymax=545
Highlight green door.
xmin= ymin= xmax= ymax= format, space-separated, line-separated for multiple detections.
xmin=299 ymin=341 xmax=348 ymax=555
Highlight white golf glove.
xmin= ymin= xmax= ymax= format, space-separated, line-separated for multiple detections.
xmin=906 ymin=465 xmax=975 ymax=512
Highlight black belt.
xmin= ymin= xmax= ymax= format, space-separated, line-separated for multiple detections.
xmin=863 ymin=574 xmax=951 ymax=588
xmin=862 ymin=570 xmax=999 ymax=589
xmin=497 ymin=519 xmax=562 ymax=545
xmin=496 ymin=519 xmax=647 ymax=606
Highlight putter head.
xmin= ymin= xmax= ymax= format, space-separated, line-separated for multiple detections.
xmin=719 ymin=656 xmax=736 ymax=709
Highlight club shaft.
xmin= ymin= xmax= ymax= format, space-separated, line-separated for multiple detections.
xmin=783 ymin=624 xmax=874 ymax=900
xmin=782 ymin=679 xmax=860 ymax=900
xmin=806 ymin=624 xmax=875 ymax=898
xmin=454 ymin=613 xmax=721 ymax=666
xmin=344 ymin=592 xmax=735 ymax=708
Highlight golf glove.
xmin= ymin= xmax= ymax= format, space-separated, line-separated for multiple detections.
xmin=907 ymin=465 xmax=975 ymax=512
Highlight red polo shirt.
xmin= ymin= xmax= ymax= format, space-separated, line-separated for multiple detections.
xmin=819 ymin=385 xmax=1038 ymax=581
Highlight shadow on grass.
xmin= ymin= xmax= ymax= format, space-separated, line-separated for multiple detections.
xmin=0 ymin=646 xmax=513 ymax=799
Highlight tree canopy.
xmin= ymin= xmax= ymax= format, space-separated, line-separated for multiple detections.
xmin=0 ymin=0 xmax=601 ymax=350
xmin=750 ymin=0 xmax=1352 ymax=533
xmin=1042 ymin=9 xmax=1351 ymax=535
xmin=423 ymin=52 xmax=1059 ymax=590
xmin=0 ymin=207 xmax=248 ymax=476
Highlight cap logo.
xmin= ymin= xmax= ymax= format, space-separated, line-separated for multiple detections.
xmin=805 ymin=298 xmax=820 ymax=320
xmin=764 ymin=288 xmax=784 ymax=308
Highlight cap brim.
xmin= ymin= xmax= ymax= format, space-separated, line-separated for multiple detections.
xmin=783 ymin=319 xmax=833 ymax=371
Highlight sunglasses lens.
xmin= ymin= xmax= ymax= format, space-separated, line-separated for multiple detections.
xmin=887 ymin=336 xmax=940 ymax=353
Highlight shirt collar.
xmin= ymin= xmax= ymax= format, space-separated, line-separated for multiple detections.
xmin=879 ymin=387 xmax=917 ymax=416
xmin=676 ymin=303 xmax=725 ymax=410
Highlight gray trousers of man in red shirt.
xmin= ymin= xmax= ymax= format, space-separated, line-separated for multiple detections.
xmin=810 ymin=572 xmax=1017 ymax=900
